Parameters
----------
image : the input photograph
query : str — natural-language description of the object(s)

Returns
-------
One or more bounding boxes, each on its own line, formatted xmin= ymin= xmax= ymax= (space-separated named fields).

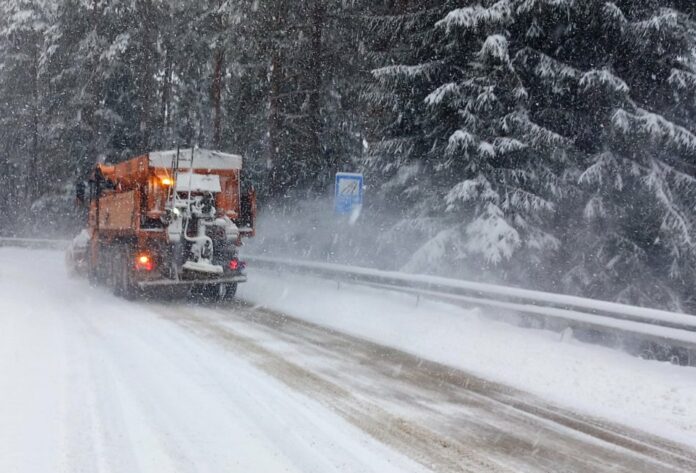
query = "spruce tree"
xmin=513 ymin=0 xmax=696 ymax=309
xmin=0 ymin=0 xmax=53 ymax=229
xmin=366 ymin=1 xmax=571 ymax=279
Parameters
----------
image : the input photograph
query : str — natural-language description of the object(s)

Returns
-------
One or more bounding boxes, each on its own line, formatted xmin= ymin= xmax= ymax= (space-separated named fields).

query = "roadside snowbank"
xmin=240 ymin=269 xmax=696 ymax=447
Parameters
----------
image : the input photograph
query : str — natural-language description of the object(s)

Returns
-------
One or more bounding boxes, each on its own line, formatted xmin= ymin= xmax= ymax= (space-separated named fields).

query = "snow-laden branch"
xmin=645 ymin=159 xmax=694 ymax=248
xmin=445 ymin=175 xmax=499 ymax=208
xmin=465 ymin=202 xmax=521 ymax=264
xmin=514 ymin=0 xmax=576 ymax=16
xmin=478 ymin=141 xmax=496 ymax=158
xmin=653 ymin=159 xmax=696 ymax=192
xmin=402 ymin=225 xmax=469 ymax=272
xmin=501 ymin=186 xmax=555 ymax=213
xmin=372 ymin=61 xmax=441 ymax=83
xmin=474 ymin=87 xmax=499 ymax=112
xmin=370 ymin=137 xmax=417 ymax=162
xmin=493 ymin=136 xmax=527 ymax=154
xmin=478 ymin=34 xmax=511 ymax=65
xmin=502 ymin=111 xmax=569 ymax=148
xmin=514 ymin=48 xmax=580 ymax=93
xmin=602 ymin=2 xmax=627 ymax=26
xmin=579 ymin=69 xmax=629 ymax=95
xmin=583 ymin=195 xmax=607 ymax=220
xmin=425 ymin=82 xmax=459 ymax=106
xmin=446 ymin=129 xmax=476 ymax=156
xmin=99 ymin=33 xmax=130 ymax=62
xmin=578 ymin=151 xmax=617 ymax=187
xmin=632 ymin=8 xmax=680 ymax=39
xmin=436 ymin=1 xmax=512 ymax=33
xmin=612 ymin=108 xmax=696 ymax=152
xmin=668 ymin=69 xmax=696 ymax=93
xmin=525 ymin=226 xmax=561 ymax=251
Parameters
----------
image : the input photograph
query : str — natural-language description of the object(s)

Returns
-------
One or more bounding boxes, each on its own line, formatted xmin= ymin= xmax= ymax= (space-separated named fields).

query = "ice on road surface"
xmin=0 ymin=249 xmax=425 ymax=473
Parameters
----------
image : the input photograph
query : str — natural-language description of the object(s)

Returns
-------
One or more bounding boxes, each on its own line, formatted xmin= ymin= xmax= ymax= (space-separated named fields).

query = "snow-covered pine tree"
xmin=43 ymin=0 xmax=168 ymax=164
xmin=217 ymin=0 xmax=272 ymax=185
xmin=361 ymin=1 xmax=457 ymax=268
xmin=41 ymin=0 xmax=108 ymax=181
xmin=227 ymin=0 xmax=367 ymax=198
xmin=513 ymin=0 xmax=696 ymax=310
xmin=305 ymin=0 xmax=370 ymax=192
xmin=366 ymin=0 xmax=571 ymax=280
xmin=0 ymin=0 xmax=53 ymax=231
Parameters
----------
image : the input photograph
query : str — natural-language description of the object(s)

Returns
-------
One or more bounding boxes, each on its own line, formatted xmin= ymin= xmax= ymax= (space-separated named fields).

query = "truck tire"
xmin=196 ymin=283 xmax=225 ymax=303
xmin=192 ymin=283 xmax=236 ymax=303
xmin=115 ymin=249 xmax=137 ymax=300
xmin=105 ymin=247 xmax=118 ymax=292
xmin=88 ymin=265 xmax=99 ymax=286
xmin=113 ymin=251 xmax=124 ymax=297
xmin=223 ymin=283 xmax=237 ymax=301
xmin=87 ymin=245 xmax=100 ymax=286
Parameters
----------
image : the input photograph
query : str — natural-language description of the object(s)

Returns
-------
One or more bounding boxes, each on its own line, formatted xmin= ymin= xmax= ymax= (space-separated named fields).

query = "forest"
xmin=1 ymin=0 xmax=696 ymax=312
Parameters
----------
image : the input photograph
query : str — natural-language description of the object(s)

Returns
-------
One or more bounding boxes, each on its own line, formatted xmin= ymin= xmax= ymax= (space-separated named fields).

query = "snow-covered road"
xmin=1 ymin=248 xmax=695 ymax=472
xmin=0 ymin=249 xmax=424 ymax=473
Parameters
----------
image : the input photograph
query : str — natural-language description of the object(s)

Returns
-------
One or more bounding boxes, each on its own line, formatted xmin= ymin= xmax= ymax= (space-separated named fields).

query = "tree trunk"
xmin=210 ymin=0 xmax=227 ymax=149
xmin=268 ymin=0 xmax=286 ymax=196
xmin=268 ymin=50 xmax=282 ymax=193
xmin=137 ymin=0 xmax=156 ymax=152
xmin=159 ymin=41 xmax=173 ymax=147
xmin=28 ymin=43 xmax=40 ymax=202
xmin=84 ymin=0 xmax=102 ymax=170
xmin=306 ymin=0 xmax=325 ymax=189
xmin=212 ymin=47 xmax=224 ymax=148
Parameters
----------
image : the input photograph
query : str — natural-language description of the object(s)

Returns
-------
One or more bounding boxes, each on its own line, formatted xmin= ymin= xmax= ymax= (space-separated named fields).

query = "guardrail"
xmin=3 ymin=238 xmax=694 ymax=365
xmin=0 ymin=237 xmax=70 ymax=250
xmin=245 ymin=255 xmax=696 ymax=366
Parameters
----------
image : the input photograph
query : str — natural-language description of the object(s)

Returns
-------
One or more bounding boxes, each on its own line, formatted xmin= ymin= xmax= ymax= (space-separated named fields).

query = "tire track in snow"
xmin=151 ymin=303 xmax=508 ymax=473
xmin=2 ymin=248 xmax=693 ymax=473
xmin=69 ymin=309 xmax=191 ymax=473
xmin=147 ymin=301 xmax=696 ymax=473
xmin=68 ymin=297 xmax=428 ymax=473
xmin=1 ymin=248 xmax=430 ymax=473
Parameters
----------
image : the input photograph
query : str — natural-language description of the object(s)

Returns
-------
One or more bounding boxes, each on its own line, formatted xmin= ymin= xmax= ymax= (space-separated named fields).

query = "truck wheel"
xmin=194 ymin=284 xmax=225 ymax=303
xmin=116 ymin=250 xmax=137 ymax=300
xmin=105 ymin=247 xmax=119 ymax=292
xmin=87 ymin=247 xmax=99 ymax=286
xmin=113 ymin=252 xmax=124 ymax=296
xmin=88 ymin=266 xmax=99 ymax=286
xmin=223 ymin=283 xmax=237 ymax=301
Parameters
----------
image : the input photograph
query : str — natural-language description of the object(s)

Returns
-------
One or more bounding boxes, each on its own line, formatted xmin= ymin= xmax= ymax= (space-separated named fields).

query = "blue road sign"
xmin=335 ymin=172 xmax=364 ymax=214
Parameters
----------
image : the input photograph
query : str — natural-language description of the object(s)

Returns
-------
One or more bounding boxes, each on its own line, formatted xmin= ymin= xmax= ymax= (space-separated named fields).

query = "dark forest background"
xmin=2 ymin=0 xmax=696 ymax=312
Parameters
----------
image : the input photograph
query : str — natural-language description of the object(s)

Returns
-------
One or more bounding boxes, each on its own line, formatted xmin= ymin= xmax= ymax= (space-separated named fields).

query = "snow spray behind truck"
xmin=67 ymin=148 xmax=256 ymax=300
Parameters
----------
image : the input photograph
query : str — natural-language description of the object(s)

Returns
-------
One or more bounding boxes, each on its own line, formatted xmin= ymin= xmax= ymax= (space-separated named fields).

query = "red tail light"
xmin=135 ymin=254 xmax=154 ymax=271
xmin=229 ymin=259 xmax=239 ymax=271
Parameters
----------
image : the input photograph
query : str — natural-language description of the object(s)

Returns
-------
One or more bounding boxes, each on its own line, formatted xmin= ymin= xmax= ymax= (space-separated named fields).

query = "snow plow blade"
xmin=136 ymin=275 xmax=247 ymax=290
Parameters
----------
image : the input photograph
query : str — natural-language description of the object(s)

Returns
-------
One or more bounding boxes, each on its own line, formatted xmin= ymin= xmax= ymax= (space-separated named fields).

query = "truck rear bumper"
xmin=137 ymin=275 xmax=247 ymax=289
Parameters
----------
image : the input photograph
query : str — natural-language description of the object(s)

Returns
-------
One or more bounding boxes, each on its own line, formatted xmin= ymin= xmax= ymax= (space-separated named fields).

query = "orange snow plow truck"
xmin=67 ymin=148 xmax=256 ymax=300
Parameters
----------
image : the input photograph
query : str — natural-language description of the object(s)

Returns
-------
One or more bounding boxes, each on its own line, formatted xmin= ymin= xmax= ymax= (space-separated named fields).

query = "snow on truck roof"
xmin=148 ymin=149 xmax=243 ymax=170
